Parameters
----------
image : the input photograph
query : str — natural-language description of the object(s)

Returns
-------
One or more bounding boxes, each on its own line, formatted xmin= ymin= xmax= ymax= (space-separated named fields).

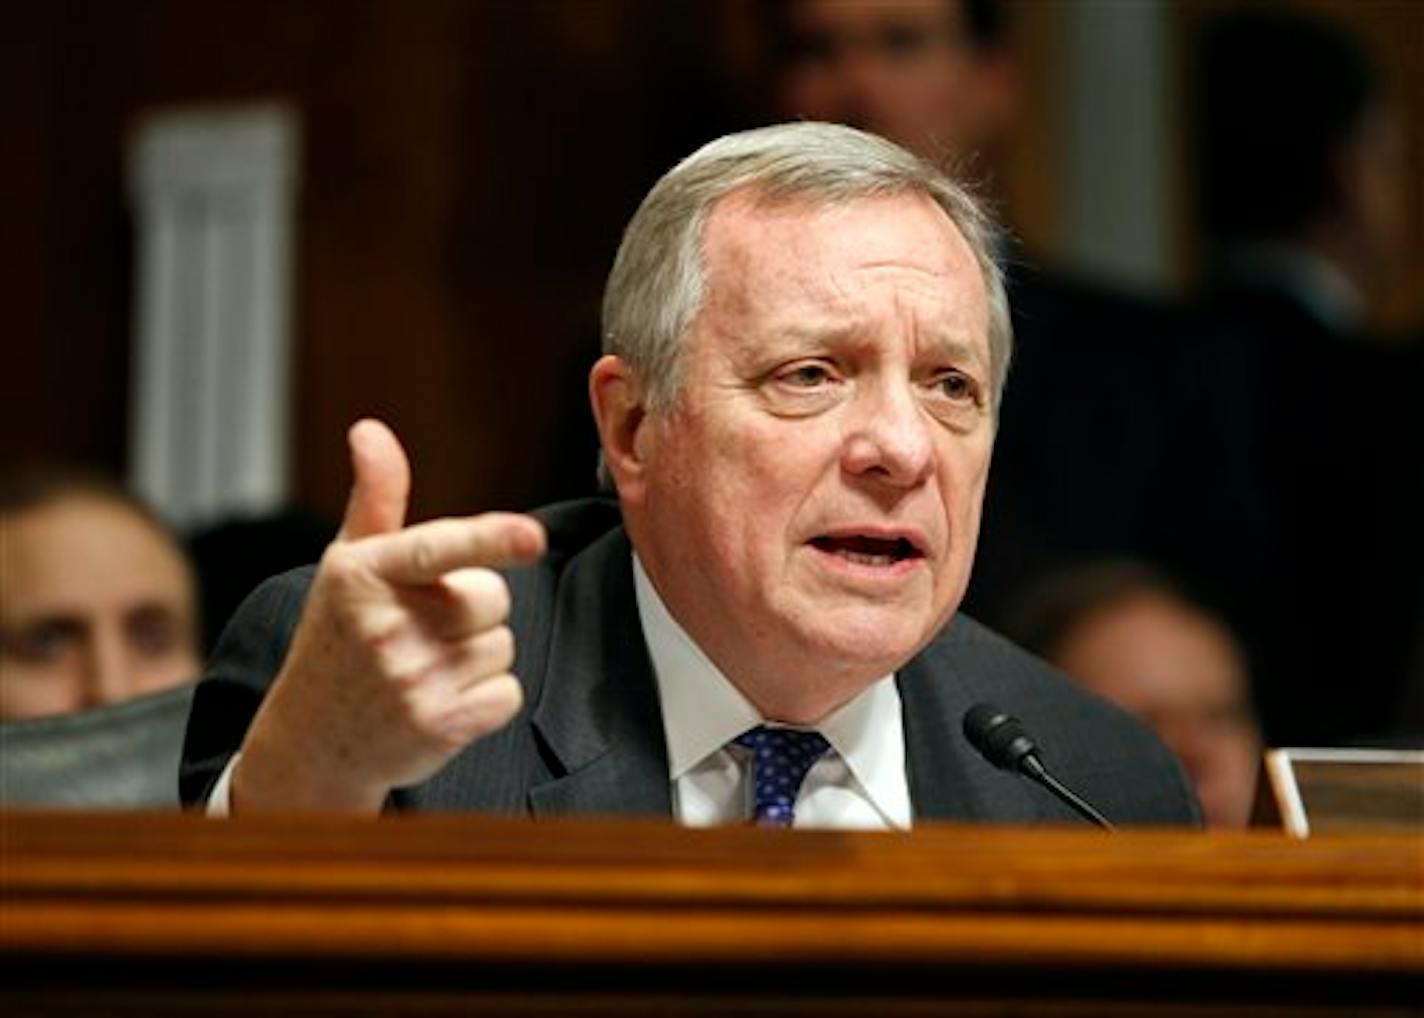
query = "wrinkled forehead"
xmin=703 ymin=184 xmax=972 ymax=272
xmin=698 ymin=188 xmax=985 ymax=333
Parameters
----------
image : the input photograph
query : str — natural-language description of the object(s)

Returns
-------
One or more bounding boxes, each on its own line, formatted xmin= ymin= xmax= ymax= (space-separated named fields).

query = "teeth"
xmin=838 ymin=549 xmax=894 ymax=566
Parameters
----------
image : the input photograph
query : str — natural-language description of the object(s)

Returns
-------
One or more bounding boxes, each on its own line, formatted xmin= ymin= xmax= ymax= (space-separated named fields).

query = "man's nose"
xmin=82 ymin=626 xmax=131 ymax=710
xmin=840 ymin=380 xmax=934 ymax=488
xmin=838 ymin=49 xmax=897 ymax=119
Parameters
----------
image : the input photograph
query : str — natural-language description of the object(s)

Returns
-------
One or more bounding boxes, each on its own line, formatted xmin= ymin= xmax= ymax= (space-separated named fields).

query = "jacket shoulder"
xmin=918 ymin=615 xmax=1203 ymax=826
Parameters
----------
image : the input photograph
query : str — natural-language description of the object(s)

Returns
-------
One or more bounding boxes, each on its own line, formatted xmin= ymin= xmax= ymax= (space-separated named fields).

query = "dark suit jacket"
xmin=181 ymin=499 xmax=1200 ymax=825
xmin=1196 ymin=277 xmax=1424 ymax=746
xmin=964 ymin=260 xmax=1251 ymax=628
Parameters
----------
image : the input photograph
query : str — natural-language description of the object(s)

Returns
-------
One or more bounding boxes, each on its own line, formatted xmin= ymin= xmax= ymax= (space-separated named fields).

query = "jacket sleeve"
xmin=179 ymin=566 xmax=315 ymax=807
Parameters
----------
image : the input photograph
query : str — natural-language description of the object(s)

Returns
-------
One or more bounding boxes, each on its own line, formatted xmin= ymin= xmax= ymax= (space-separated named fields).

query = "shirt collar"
xmin=632 ymin=555 xmax=911 ymax=828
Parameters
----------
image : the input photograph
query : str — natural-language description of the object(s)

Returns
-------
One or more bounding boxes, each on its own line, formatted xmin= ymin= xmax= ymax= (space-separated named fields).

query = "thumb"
xmin=338 ymin=418 xmax=411 ymax=541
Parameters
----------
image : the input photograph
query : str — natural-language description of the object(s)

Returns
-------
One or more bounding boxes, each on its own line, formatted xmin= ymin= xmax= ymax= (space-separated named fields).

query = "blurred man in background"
xmin=1007 ymin=562 xmax=1261 ymax=829
xmin=1192 ymin=9 xmax=1423 ymax=746
xmin=767 ymin=0 xmax=1018 ymax=183
xmin=1 ymin=470 xmax=202 ymax=806
xmin=1 ymin=470 xmax=200 ymax=721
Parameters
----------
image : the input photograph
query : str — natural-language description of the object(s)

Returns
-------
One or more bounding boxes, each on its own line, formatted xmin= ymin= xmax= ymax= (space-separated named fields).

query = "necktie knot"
xmin=734 ymin=726 xmax=832 ymax=827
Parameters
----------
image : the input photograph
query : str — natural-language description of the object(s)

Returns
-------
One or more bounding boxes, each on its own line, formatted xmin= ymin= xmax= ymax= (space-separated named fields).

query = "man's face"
xmin=0 ymin=497 xmax=200 ymax=720
xmin=774 ymin=0 xmax=990 ymax=164
xmin=627 ymin=191 xmax=994 ymax=721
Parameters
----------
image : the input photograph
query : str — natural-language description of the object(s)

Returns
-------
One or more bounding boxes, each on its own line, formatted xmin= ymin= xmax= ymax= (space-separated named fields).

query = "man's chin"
xmin=791 ymin=610 xmax=939 ymax=677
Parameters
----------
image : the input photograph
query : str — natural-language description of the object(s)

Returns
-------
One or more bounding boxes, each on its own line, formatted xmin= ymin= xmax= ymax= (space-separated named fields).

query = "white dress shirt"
xmin=209 ymin=556 xmax=914 ymax=829
xmin=633 ymin=557 xmax=912 ymax=830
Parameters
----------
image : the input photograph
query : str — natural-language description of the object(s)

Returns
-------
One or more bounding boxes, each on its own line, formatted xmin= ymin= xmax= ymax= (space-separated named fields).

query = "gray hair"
xmin=601 ymin=121 xmax=1013 ymax=413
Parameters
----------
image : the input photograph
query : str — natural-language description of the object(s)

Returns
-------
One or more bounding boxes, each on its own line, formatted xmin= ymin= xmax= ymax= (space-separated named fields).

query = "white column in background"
xmin=1058 ymin=0 xmax=1174 ymax=293
xmin=127 ymin=105 xmax=299 ymax=530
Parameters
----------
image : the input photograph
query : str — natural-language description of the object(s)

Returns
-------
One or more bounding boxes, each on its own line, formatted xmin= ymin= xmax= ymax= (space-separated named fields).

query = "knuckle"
xmin=320 ymin=543 xmax=362 ymax=584
xmin=461 ymin=674 xmax=523 ymax=734
xmin=355 ymin=612 xmax=403 ymax=653
xmin=409 ymin=533 xmax=437 ymax=577
xmin=403 ymin=693 xmax=456 ymax=744
xmin=450 ymin=568 xmax=510 ymax=626
xmin=486 ymin=625 xmax=516 ymax=670
xmin=386 ymin=663 xmax=427 ymax=695
xmin=479 ymin=571 xmax=512 ymax=621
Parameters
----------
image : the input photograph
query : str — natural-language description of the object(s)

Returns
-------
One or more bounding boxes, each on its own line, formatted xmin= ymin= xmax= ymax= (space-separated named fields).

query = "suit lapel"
xmin=527 ymin=529 xmax=673 ymax=818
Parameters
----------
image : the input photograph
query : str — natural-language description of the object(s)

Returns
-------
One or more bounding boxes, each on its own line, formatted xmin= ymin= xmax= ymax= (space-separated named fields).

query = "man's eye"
xmin=3 ymin=620 xmax=83 ymax=663
xmin=127 ymin=607 xmax=180 ymax=657
xmin=779 ymin=364 xmax=834 ymax=388
xmin=877 ymin=24 xmax=936 ymax=58
xmin=789 ymin=31 xmax=839 ymax=67
xmin=934 ymin=371 xmax=978 ymax=402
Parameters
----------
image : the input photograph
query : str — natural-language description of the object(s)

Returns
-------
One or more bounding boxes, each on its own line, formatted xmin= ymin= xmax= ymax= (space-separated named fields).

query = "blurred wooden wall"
xmin=1 ymin=0 xmax=741 ymax=524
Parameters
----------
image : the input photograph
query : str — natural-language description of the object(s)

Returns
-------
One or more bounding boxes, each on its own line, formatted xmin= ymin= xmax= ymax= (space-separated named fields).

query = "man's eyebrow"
xmin=0 ymin=614 xmax=88 ymax=652
xmin=923 ymin=335 xmax=989 ymax=370
xmin=768 ymin=320 xmax=858 ymax=345
xmin=752 ymin=323 xmax=988 ymax=369
xmin=10 ymin=613 xmax=88 ymax=633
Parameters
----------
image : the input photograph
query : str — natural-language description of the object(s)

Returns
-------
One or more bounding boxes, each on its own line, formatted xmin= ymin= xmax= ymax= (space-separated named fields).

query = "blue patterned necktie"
xmin=734 ymin=726 xmax=832 ymax=827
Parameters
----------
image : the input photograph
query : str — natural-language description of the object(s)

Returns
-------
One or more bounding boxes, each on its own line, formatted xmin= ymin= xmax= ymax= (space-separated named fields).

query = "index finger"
xmin=361 ymin=512 xmax=546 ymax=585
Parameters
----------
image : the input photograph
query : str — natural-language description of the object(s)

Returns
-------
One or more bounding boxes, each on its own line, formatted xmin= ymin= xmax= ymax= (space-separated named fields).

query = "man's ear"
xmin=589 ymin=354 xmax=653 ymax=503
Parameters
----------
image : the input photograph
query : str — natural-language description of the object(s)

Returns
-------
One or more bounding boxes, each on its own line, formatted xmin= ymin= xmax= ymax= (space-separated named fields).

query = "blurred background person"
xmin=1 ymin=469 xmax=203 ymax=806
xmin=1189 ymin=8 xmax=1424 ymax=747
xmin=1 ymin=469 xmax=200 ymax=720
xmin=1006 ymin=561 xmax=1261 ymax=829
xmin=765 ymin=0 xmax=1019 ymax=185
xmin=1197 ymin=8 xmax=1408 ymax=338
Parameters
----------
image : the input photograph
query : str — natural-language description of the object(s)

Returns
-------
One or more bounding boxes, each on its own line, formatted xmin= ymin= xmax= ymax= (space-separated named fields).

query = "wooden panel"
xmin=0 ymin=0 xmax=737 ymax=521
xmin=1 ymin=811 xmax=1419 ymax=1015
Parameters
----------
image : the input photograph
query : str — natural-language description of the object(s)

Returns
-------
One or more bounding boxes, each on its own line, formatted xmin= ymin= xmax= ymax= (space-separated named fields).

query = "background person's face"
xmin=0 ymin=498 xmax=200 ymax=720
xmin=1053 ymin=594 xmax=1261 ymax=829
xmin=775 ymin=0 xmax=985 ymax=163
xmin=627 ymin=191 xmax=994 ymax=722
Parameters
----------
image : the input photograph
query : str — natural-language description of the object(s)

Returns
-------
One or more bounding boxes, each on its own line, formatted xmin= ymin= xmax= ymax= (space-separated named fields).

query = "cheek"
xmin=0 ymin=667 xmax=84 ymax=719
xmin=940 ymin=435 xmax=993 ymax=511
xmin=131 ymin=660 xmax=197 ymax=694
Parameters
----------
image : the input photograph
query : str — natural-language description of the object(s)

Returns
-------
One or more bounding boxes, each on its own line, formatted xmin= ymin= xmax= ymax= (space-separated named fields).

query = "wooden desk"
xmin=2 ymin=811 xmax=1420 ymax=1015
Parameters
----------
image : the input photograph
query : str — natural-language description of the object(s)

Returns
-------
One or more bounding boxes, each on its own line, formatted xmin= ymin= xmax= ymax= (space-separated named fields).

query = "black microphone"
xmin=962 ymin=702 xmax=1115 ymax=830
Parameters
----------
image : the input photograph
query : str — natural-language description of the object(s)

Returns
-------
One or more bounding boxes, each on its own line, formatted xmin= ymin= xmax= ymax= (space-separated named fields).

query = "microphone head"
xmin=962 ymin=702 xmax=1040 ymax=774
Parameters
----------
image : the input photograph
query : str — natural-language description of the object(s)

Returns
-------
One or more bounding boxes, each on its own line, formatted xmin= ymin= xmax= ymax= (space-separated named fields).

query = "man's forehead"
xmin=700 ymin=189 xmax=984 ymax=332
xmin=703 ymin=187 xmax=969 ymax=269
xmin=788 ymin=0 xmax=963 ymax=32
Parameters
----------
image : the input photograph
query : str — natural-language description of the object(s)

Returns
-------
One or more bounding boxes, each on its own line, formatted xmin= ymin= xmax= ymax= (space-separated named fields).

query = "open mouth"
xmin=809 ymin=534 xmax=925 ymax=567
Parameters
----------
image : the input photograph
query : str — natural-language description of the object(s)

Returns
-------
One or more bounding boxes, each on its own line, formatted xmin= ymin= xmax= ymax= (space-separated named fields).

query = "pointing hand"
xmin=233 ymin=420 xmax=545 ymax=812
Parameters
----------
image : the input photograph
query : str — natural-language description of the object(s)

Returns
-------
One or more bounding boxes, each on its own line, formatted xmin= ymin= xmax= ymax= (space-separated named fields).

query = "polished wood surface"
xmin=1 ymin=811 xmax=1420 ymax=1015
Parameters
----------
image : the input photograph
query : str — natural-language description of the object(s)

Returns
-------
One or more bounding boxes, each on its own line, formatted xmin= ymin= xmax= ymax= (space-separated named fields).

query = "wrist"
xmin=233 ymin=695 xmax=390 ymax=814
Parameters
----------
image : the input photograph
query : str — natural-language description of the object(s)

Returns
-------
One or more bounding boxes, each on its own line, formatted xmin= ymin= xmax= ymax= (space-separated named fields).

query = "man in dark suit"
xmin=182 ymin=123 xmax=1197 ymax=826
xmin=1191 ymin=9 xmax=1423 ymax=747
